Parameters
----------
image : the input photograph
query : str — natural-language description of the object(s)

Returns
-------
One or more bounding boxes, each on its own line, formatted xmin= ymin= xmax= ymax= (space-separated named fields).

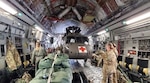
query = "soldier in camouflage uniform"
xmin=31 ymin=40 xmax=47 ymax=72
xmin=96 ymin=43 xmax=118 ymax=83
xmin=112 ymin=43 xmax=119 ymax=83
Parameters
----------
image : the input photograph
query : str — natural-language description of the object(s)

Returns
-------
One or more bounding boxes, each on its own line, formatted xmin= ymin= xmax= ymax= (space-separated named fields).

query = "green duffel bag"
xmin=38 ymin=57 xmax=53 ymax=69
xmin=61 ymin=60 xmax=70 ymax=68
xmin=51 ymin=70 xmax=72 ymax=83
xmin=57 ymin=53 xmax=69 ymax=59
xmin=54 ymin=59 xmax=70 ymax=68
xmin=47 ymin=53 xmax=55 ymax=59
xmin=47 ymin=53 xmax=69 ymax=59
xmin=35 ymin=68 xmax=51 ymax=77
xmin=30 ymin=53 xmax=72 ymax=83
xmin=61 ymin=68 xmax=72 ymax=80
xmin=30 ymin=68 xmax=72 ymax=83
xmin=30 ymin=68 xmax=50 ymax=83
xmin=15 ymin=79 xmax=26 ymax=83
xmin=29 ymin=78 xmax=47 ymax=83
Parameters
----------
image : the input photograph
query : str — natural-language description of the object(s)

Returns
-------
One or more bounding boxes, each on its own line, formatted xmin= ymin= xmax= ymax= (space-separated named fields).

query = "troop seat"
xmin=118 ymin=56 xmax=126 ymax=68
xmin=125 ymin=57 xmax=134 ymax=70
xmin=117 ymin=55 xmax=150 ymax=82
xmin=117 ymin=56 xmax=122 ymax=63
xmin=137 ymin=59 xmax=149 ymax=76
xmin=128 ymin=58 xmax=150 ymax=83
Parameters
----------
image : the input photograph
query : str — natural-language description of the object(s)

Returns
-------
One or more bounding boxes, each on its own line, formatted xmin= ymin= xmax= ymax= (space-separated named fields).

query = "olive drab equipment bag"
xmin=29 ymin=53 xmax=72 ymax=83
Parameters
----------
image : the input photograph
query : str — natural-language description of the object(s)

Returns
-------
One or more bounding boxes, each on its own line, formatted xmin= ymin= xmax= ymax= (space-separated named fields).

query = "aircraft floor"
xmin=69 ymin=59 xmax=103 ymax=83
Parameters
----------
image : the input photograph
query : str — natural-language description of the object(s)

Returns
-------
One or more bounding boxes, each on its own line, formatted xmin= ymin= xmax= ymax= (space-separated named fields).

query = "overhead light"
xmin=88 ymin=36 xmax=92 ymax=39
xmin=124 ymin=11 xmax=150 ymax=25
xmin=97 ymin=30 xmax=106 ymax=35
xmin=0 ymin=1 xmax=17 ymax=15
xmin=17 ymin=23 xmax=21 ymax=26
xmin=122 ymin=21 xmax=126 ymax=25
xmin=18 ymin=13 xmax=22 ymax=16
xmin=47 ymin=34 xmax=51 ymax=37
xmin=34 ymin=25 xmax=44 ymax=32
xmin=105 ymin=28 xmax=109 ymax=32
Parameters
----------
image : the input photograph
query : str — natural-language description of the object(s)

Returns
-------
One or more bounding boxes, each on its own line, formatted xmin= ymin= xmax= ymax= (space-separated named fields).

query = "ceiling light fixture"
xmin=88 ymin=36 xmax=92 ymax=39
xmin=18 ymin=13 xmax=22 ymax=16
xmin=47 ymin=34 xmax=51 ymax=37
xmin=124 ymin=11 xmax=150 ymax=25
xmin=0 ymin=1 xmax=17 ymax=15
xmin=97 ymin=30 xmax=106 ymax=35
xmin=34 ymin=25 xmax=44 ymax=32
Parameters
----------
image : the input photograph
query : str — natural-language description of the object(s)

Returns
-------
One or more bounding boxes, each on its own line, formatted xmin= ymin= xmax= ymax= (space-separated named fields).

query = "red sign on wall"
xmin=128 ymin=50 xmax=136 ymax=55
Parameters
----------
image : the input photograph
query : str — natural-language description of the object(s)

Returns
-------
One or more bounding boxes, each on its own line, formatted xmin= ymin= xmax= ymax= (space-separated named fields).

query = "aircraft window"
xmin=70 ymin=39 xmax=75 ymax=43
xmin=66 ymin=36 xmax=75 ymax=43
xmin=84 ymin=37 xmax=89 ymax=42
xmin=84 ymin=42 xmax=88 ymax=45
xmin=76 ymin=37 xmax=82 ymax=43
xmin=83 ymin=37 xmax=89 ymax=43
xmin=66 ymin=37 xmax=70 ymax=43
xmin=66 ymin=36 xmax=88 ymax=44
xmin=75 ymin=37 xmax=89 ymax=43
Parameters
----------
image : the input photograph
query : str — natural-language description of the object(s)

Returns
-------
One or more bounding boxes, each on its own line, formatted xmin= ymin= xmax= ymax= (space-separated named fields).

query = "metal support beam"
xmin=43 ymin=0 xmax=52 ymax=16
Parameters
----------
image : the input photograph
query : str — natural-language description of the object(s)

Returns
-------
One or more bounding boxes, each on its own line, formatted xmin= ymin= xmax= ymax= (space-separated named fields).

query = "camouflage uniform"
xmin=5 ymin=40 xmax=22 ymax=71
xmin=113 ymin=47 xmax=119 ymax=82
xmin=96 ymin=50 xmax=117 ymax=83
xmin=31 ymin=47 xmax=47 ymax=71
xmin=92 ymin=53 xmax=102 ymax=67
xmin=113 ymin=48 xmax=118 ymax=57
xmin=104 ymin=50 xmax=117 ymax=83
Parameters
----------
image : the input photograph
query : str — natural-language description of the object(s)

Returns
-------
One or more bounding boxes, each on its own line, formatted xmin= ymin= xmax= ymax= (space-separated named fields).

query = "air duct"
xmin=58 ymin=6 xmax=71 ymax=19
xmin=72 ymin=7 xmax=82 ymax=20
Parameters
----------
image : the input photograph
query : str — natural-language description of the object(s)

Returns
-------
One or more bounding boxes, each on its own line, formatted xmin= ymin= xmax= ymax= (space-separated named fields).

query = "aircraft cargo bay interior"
xmin=0 ymin=0 xmax=150 ymax=83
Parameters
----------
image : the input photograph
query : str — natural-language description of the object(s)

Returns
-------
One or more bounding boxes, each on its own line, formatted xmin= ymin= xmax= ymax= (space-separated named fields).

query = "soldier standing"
xmin=112 ymin=43 xmax=119 ymax=82
xmin=31 ymin=40 xmax=47 ymax=72
xmin=96 ymin=43 xmax=118 ymax=83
